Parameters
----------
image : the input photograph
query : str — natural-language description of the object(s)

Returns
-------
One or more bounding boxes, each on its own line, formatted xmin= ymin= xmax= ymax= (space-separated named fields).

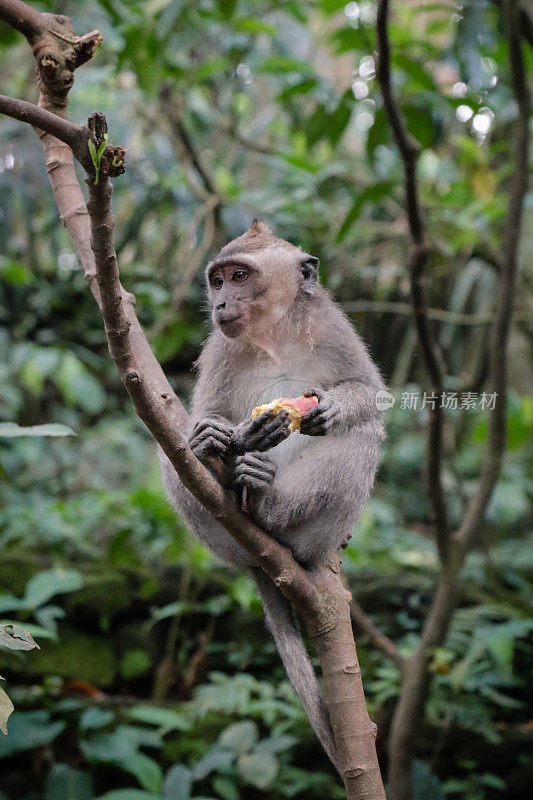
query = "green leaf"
xmin=237 ymin=751 xmax=279 ymax=789
xmin=219 ymin=720 xmax=258 ymax=755
xmin=336 ymin=181 xmax=395 ymax=242
xmin=192 ymin=745 xmax=234 ymax=780
xmin=0 ymin=711 xmax=65 ymax=758
xmin=212 ymin=776 xmax=239 ymax=800
xmin=24 ymin=568 xmax=83 ymax=608
xmin=277 ymin=78 xmax=317 ymax=101
xmin=366 ymin=107 xmax=389 ymax=163
xmin=121 ymin=649 xmax=152 ymax=679
xmin=81 ymin=727 xmax=137 ymax=765
xmin=257 ymin=56 xmax=314 ymax=75
xmin=163 ymin=765 xmax=193 ymax=800
xmin=0 ymin=422 xmax=75 ymax=438
xmin=0 ymin=256 xmax=33 ymax=285
xmin=79 ymin=708 xmax=114 ymax=731
xmin=89 ymin=133 xmax=108 ymax=185
xmin=128 ymin=705 xmax=191 ymax=733
xmin=255 ymin=734 xmax=298 ymax=753
xmin=122 ymin=753 xmax=163 ymax=793
xmin=97 ymin=793 xmax=164 ymax=800
xmin=195 ymin=58 xmax=228 ymax=81
xmin=402 ymin=105 xmax=435 ymax=149
xmin=45 ymin=763 xmax=94 ymax=800
xmin=330 ymin=26 xmax=369 ymax=54
xmin=234 ymin=18 xmax=276 ymax=35
xmin=394 ymin=54 xmax=436 ymax=92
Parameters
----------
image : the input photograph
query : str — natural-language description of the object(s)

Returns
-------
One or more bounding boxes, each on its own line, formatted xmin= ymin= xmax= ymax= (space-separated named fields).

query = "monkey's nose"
xmin=216 ymin=301 xmax=226 ymax=310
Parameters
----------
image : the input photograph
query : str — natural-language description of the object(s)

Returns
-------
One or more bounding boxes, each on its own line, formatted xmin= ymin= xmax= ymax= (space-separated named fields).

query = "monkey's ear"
xmin=301 ymin=256 xmax=319 ymax=295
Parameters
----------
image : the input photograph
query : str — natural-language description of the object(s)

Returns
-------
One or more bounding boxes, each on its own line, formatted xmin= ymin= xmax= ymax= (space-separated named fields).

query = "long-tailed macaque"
xmin=159 ymin=221 xmax=385 ymax=769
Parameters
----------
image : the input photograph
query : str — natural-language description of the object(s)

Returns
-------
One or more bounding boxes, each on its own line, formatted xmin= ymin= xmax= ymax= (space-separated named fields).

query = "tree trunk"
xmin=307 ymin=566 xmax=387 ymax=800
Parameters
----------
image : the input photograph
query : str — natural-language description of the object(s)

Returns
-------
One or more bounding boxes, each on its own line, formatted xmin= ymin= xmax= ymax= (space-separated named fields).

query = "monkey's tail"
xmin=252 ymin=568 xmax=340 ymax=773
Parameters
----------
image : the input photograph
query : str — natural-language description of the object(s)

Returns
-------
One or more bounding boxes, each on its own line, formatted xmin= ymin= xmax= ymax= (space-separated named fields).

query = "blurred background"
xmin=0 ymin=1 xmax=532 ymax=798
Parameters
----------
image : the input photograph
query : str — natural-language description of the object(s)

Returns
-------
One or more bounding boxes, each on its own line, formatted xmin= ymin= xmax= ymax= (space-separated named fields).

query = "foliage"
xmin=0 ymin=0 xmax=531 ymax=798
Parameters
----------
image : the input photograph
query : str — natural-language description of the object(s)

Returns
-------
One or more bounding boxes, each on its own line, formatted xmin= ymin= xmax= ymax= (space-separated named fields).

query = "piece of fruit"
xmin=251 ymin=394 xmax=319 ymax=433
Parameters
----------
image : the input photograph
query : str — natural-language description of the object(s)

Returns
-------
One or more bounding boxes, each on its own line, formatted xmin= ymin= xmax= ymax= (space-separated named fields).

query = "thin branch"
xmin=376 ymin=0 xmax=450 ymax=562
xmin=0 ymin=93 xmax=89 ymax=164
xmin=0 ymin=0 xmax=189 ymax=431
xmin=351 ymin=599 xmax=405 ymax=670
xmin=160 ymin=85 xmax=219 ymax=198
xmin=342 ymin=300 xmax=530 ymax=326
xmin=223 ymin=121 xmax=279 ymax=157
xmin=159 ymin=85 xmax=223 ymax=232
xmin=489 ymin=0 xmax=533 ymax=48
xmin=455 ymin=0 xmax=531 ymax=551
xmin=386 ymin=4 xmax=530 ymax=795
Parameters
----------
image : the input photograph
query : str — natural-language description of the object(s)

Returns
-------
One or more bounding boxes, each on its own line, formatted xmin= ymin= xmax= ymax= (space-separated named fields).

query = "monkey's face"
xmin=206 ymin=231 xmax=320 ymax=341
xmin=207 ymin=260 xmax=262 ymax=338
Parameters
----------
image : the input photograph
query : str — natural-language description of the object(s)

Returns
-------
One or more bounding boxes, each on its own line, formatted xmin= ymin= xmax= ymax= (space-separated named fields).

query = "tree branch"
xmin=0 ymin=0 xmax=40 ymax=37
xmin=351 ymin=599 xmax=404 ymax=670
xmin=489 ymin=0 xmax=533 ymax=48
xmin=376 ymin=0 xmax=449 ymax=563
xmin=0 ymin=0 xmax=189 ymax=430
xmin=384 ymin=2 xmax=530 ymax=796
xmin=160 ymin=84 xmax=219 ymax=199
xmin=0 ymin=93 xmax=90 ymax=165
xmin=455 ymin=0 xmax=530 ymax=552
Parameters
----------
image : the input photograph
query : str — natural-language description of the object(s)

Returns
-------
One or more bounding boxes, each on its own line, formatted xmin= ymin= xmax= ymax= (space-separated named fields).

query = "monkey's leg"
xmin=249 ymin=431 xmax=380 ymax=564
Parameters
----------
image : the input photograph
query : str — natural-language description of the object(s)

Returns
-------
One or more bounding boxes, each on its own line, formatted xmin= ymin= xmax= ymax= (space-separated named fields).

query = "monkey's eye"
xmin=232 ymin=270 xmax=247 ymax=283
xmin=212 ymin=275 xmax=223 ymax=289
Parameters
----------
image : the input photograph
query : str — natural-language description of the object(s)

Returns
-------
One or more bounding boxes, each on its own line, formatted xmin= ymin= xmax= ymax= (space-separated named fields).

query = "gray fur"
xmin=158 ymin=223 xmax=385 ymax=770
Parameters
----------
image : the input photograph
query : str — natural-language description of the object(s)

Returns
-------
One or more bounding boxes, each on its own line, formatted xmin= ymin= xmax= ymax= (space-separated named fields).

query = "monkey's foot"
xmin=231 ymin=409 xmax=291 ymax=454
xmin=189 ymin=417 xmax=233 ymax=462
xmin=234 ymin=451 xmax=277 ymax=492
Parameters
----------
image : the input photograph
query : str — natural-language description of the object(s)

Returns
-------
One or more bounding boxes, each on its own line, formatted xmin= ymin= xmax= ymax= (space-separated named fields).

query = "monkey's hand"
xmin=231 ymin=410 xmax=291 ymax=454
xmin=234 ymin=451 xmax=277 ymax=494
xmin=188 ymin=417 xmax=233 ymax=463
xmin=299 ymin=388 xmax=340 ymax=436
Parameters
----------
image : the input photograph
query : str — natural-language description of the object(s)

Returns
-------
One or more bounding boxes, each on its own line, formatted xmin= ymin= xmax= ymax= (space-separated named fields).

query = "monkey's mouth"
xmin=219 ymin=314 xmax=242 ymax=325
xmin=217 ymin=314 xmax=244 ymax=337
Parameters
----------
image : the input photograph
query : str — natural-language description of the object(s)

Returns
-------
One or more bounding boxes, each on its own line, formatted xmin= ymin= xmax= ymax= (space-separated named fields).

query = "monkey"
xmin=159 ymin=221 xmax=385 ymax=771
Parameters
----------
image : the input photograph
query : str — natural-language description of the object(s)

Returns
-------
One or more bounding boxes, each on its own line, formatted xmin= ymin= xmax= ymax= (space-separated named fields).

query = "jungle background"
xmin=0 ymin=1 xmax=532 ymax=798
